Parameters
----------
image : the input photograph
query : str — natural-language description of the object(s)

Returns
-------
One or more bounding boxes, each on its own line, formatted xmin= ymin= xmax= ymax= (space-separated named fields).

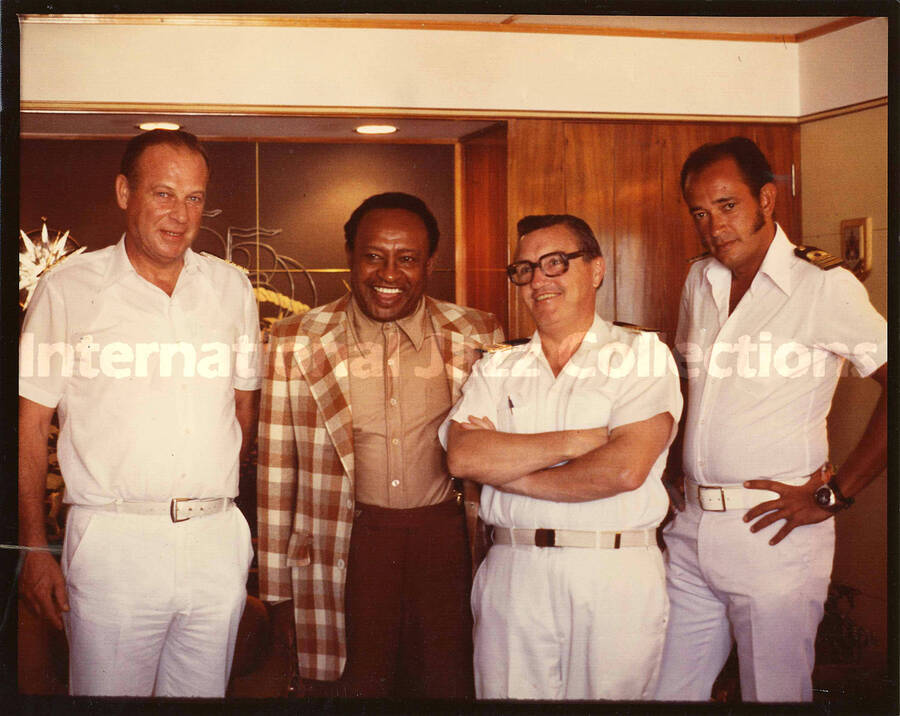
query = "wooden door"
xmin=457 ymin=124 xmax=509 ymax=336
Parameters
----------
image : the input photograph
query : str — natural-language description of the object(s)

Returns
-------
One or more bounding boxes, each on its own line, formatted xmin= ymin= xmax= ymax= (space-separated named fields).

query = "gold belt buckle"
xmin=700 ymin=486 xmax=727 ymax=511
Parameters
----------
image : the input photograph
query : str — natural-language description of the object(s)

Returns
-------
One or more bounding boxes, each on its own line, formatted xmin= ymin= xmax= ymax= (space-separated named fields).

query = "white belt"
xmin=76 ymin=497 xmax=234 ymax=523
xmin=490 ymin=526 xmax=656 ymax=549
xmin=685 ymin=474 xmax=815 ymax=512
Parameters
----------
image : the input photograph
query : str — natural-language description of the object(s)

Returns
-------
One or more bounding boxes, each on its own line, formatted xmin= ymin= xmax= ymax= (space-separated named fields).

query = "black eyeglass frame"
xmin=505 ymin=250 xmax=590 ymax=285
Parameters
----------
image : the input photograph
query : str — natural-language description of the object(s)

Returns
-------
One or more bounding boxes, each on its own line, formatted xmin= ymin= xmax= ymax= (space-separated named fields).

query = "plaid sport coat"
xmin=257 ymin=294 xmax=504 ymax=682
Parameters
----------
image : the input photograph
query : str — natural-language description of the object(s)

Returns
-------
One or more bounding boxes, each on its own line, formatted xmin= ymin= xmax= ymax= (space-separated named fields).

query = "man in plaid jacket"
xmin=258 ymin=192 xmax=503 ymax=697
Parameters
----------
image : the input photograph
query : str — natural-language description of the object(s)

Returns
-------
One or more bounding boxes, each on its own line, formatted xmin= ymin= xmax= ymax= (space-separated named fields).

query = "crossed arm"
xmin=446 ymin=411 xmax=674 ymax=503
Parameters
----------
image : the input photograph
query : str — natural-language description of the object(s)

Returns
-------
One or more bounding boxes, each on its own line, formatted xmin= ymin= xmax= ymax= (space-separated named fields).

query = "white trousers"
xmin=472 ymin=543 xmax=668 ymax=700
xmin=62 ymin=505 xmax=253 ymax=697
xmin=655 ymin=501 xmax=834 ymax=702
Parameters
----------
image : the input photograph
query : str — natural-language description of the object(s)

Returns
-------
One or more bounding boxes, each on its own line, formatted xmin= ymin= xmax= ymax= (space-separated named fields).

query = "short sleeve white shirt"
xmin=440 ymin=314 xmax=682 ymax=531
xmin=676 ymin=224 xmax=887 ymax=485
xmin=19 ymin=237 xmax=262 ymax=505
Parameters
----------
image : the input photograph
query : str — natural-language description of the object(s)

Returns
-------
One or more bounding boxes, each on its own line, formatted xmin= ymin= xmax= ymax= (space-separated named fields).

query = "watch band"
xmin=828 ymin=479 xmax=855 ymax=509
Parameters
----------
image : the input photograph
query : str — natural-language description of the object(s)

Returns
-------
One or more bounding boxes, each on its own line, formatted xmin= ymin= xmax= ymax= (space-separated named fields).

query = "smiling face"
xmin=516 ymin=223 xmax=604 ymax=337
xmin=116 ymin=143 xmax=208 ymax=273
xmin=683 ymin=156 xmax=776 ymax=280
xmin=347 ymin=208 xmax=435 ymax=322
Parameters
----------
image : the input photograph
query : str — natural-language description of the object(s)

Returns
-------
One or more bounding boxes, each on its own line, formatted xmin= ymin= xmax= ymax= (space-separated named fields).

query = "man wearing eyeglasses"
xmin=441 ymin=214 xmax=682 ymax=699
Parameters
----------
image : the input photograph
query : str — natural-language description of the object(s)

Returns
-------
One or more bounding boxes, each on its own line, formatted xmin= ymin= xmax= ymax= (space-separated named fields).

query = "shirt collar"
xmin=702 ymin=222 xmax=792 ymax=297
xmin=348 ymin=296 xmax=428 ymax=352
xmin=102 ymin=234 xmax=201 ymax=289
xmin=101 ymin=234 xmax=138 ymax=287
xmin=754 ymin=223 xmax=793 ymax=296
xmin=527 ymin=312 xmax=609 ymax=365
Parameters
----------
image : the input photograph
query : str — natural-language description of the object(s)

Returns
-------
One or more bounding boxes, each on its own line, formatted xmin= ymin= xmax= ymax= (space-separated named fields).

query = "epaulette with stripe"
xmin=613 ymin=321 xmax=661 ymax=333
xmin=793 ymin=245 xmax=843 ymax=270
xmin=687 ymin=251 xmax=711 ymax=264
xmin=200 ymin=252 xmax=250 ymax=274
xmin=477 ymin=338 xmax=530 ymax=355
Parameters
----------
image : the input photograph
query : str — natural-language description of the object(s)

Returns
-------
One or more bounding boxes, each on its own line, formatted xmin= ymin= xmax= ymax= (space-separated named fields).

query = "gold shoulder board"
xmin=476 ymin=344 xmax=513 ymax=355
xmin=200 ymin=252 xmax=250 ymax=274
xmin=477 ymin=339 xmax=529 ymax=355
xmin=613 ymin=321 xmax=661 ymax=333
xmin=793 ymin=246 xmax=842 ymax=270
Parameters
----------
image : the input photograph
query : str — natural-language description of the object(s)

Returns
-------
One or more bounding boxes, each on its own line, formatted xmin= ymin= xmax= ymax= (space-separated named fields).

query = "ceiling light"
xmin=355 ymin=124 xmax=398 ymax=135
xmin=137 ymin=122 xmax=182 ymax=131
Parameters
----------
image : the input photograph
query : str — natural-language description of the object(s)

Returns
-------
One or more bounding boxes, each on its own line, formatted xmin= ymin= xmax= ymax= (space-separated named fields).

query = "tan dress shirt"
xmin=348 ymin=298 xmax=454 ymax=508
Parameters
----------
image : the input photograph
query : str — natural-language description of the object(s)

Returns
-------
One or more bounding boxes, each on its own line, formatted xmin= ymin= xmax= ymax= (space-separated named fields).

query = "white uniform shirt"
xmin=677 ymin=224 xmax=887 ymax=486
xmin=19 ymin=237 xmax=261 ymax=505
xmin=440 ymin=314 xmax=682 ymax=531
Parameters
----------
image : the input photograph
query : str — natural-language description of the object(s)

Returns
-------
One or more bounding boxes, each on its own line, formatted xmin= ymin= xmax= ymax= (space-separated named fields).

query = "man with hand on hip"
xmin=654 ymin=137 xmax=887 ymax=702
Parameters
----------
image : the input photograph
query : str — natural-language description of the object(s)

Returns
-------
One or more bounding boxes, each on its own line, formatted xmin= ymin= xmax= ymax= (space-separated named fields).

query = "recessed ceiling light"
xmin=355 ymin=124 xmax=398 ymax=135
xmin=137 ymin=122 xmax=182 ymax=131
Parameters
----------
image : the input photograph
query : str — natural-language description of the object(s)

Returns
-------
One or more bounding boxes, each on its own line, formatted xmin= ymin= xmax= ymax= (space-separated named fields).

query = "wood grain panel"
xmin=750 ymin=124 xmax=800 ymax=240
xmin=613 ymin=123 xmax=672 ymax=336
xmin=506 ymin=119 xmax=567 ymax=338
xmin=459 ymin=124 xmax=509 ymax=336
xmin=562 ymin=122 xmax=616 ymax=322
xmin=501 ymin=118 xmax=798 ymax=343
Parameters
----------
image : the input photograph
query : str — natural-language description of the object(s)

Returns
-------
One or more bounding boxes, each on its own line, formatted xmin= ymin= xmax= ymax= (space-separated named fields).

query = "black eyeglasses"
xmin=506 ymin=250 xmax=589 ymax=285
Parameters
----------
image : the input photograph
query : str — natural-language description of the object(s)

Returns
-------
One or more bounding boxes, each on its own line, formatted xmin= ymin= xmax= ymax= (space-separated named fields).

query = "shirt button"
xmin=391 ymin=480 xmax=400 ymax=487
xmin=337 ymin=559 xmax=345 ymax=569
xmin=345 ymin=499 xmax=353 ymax=509
xmin=389 ymin=398 xmax=398 ymax=407
xmin=391 ymin=438 xmax=399 ymax=446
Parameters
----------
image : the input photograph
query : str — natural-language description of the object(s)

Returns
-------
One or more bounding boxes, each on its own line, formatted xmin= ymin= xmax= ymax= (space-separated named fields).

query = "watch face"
xmin=815 ymin=485 xmax=835 ymax=507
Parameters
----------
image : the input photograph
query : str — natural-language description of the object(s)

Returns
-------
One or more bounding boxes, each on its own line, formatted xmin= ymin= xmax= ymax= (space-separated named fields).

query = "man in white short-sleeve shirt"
xmin=654 ymin=137 xmax=887 ymax=702
xmin=441 ymin=214 xmax=682 ymax=700
xmin=18 ymin=130 xmax=261 ymax=697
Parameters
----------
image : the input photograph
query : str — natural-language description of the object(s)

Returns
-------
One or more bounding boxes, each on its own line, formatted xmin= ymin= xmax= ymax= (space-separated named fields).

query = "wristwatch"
xmin=814 ymin=479 xmax=854 ymax=513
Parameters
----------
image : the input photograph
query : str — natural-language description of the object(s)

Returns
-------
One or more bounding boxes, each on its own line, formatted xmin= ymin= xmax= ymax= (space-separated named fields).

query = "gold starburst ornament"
xmin=19 ymin=220 xmax=85 ymax=309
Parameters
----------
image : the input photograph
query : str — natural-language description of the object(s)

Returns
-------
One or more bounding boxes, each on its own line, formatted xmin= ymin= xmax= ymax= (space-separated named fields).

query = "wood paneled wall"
xmin=458 ymin=125 xmax=509 ymax=337
xmin=502 ymin=119 xmax=800 ymax=341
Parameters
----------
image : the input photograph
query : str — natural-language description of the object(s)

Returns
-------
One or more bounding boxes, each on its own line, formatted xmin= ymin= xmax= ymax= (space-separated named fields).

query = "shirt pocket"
xmin=496 ymin=389 xmax=532 ymax=433
xmin=563 ymin=388 xmax=613 ymax=430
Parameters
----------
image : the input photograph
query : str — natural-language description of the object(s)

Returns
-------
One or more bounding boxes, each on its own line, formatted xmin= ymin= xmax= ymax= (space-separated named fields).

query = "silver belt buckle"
xmin=700 ymin=486 xmax=727 ymax=511
xmin=170 ymin=497 xmax=191 ymax=523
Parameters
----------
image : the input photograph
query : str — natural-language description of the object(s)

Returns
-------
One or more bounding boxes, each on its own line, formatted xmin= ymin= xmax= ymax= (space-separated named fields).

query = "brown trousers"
xmin=303 ymin=499 xmax=475 ymax=699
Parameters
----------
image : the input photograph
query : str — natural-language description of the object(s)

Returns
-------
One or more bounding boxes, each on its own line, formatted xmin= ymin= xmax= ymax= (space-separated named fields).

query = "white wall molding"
xmin=19 ymin=17 xmax=886 ymax=119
